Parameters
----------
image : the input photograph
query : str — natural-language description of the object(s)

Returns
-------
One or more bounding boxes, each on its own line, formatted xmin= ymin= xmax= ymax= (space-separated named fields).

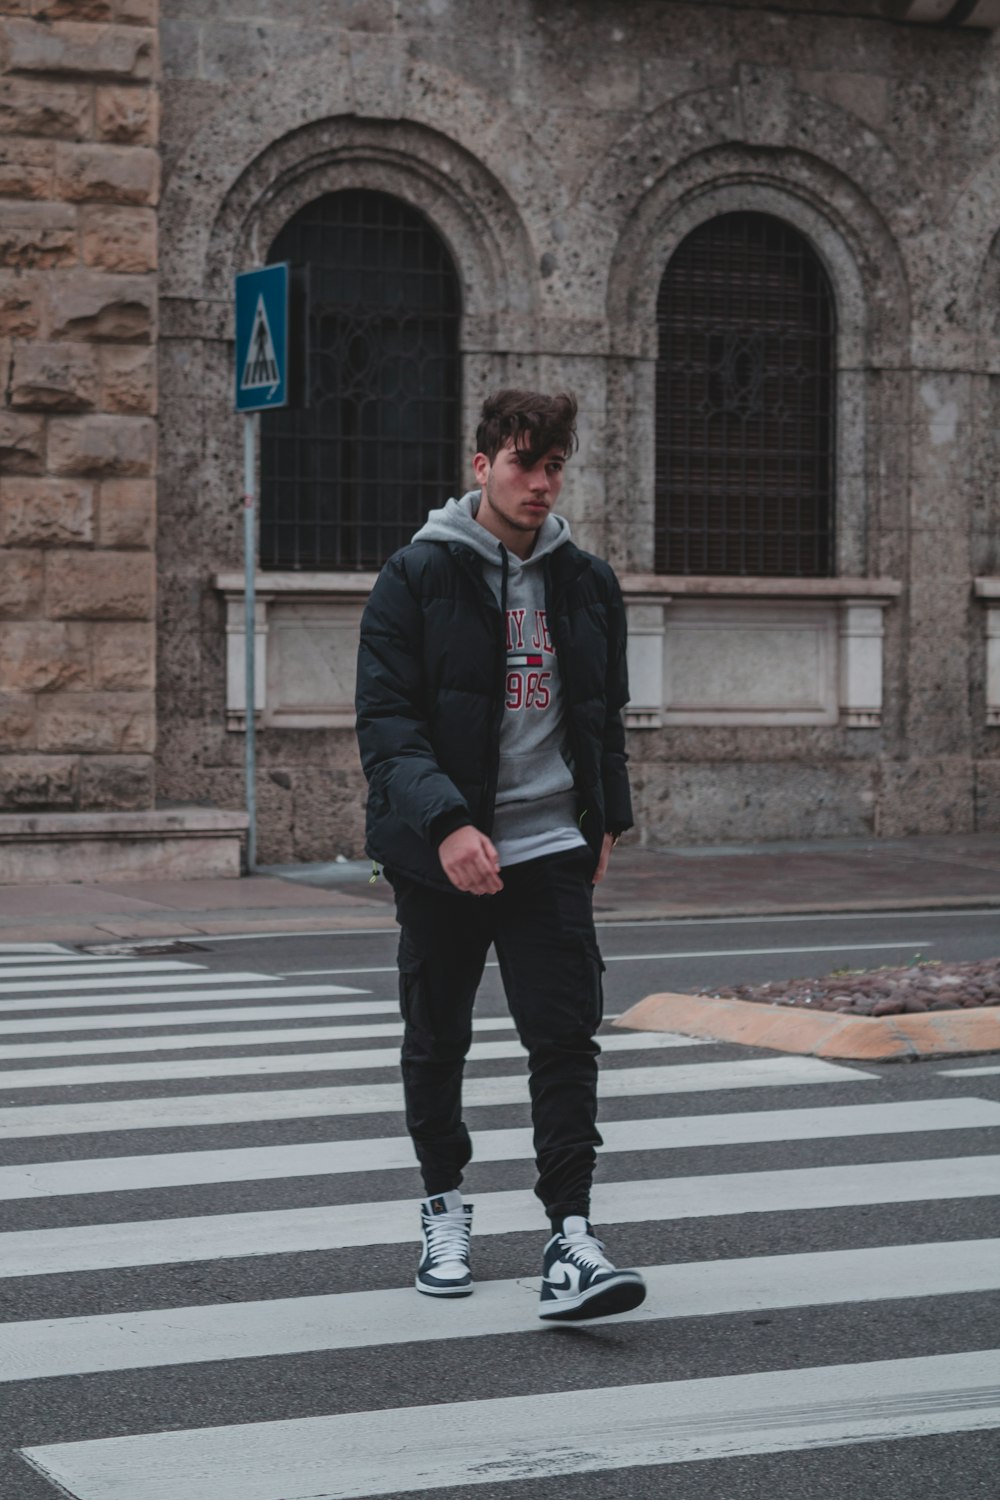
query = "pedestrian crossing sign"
xmin=234 ymin=263 xmax=289 ymax=411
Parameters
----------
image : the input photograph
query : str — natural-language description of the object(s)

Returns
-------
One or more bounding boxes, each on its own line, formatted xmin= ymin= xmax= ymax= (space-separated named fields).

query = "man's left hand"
xmin=593 ymin=832 xmax=614 ymax=885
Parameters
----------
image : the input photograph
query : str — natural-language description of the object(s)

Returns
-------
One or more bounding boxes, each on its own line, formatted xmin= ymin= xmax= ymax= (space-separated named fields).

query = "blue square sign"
xmin=235 ymin=263 xmax=289 ymax=412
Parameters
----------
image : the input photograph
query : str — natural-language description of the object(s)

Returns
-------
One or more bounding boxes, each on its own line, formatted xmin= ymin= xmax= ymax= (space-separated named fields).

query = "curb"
xmin=593 ymin=895 xmax=1000 ymax=921
xmin=2 ymin=891 xmax=1000 ymax=948
xmin=0 ymin=911 xmax=398 ymax=945
xmin=614 ymin=992 xmax=1000 ymax=1061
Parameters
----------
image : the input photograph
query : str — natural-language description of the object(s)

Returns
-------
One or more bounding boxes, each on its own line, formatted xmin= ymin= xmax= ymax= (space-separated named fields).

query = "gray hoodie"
xmin=412 ymin=491 xmax=583 ymax=851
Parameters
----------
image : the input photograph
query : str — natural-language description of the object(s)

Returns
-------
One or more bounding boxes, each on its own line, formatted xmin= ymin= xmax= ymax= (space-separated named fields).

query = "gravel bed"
xmin=699 ymin=958 xmax=1000 ymax=1015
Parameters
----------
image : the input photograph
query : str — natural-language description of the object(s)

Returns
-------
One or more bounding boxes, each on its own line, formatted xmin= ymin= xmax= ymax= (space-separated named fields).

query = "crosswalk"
xmin=0 ymin=939 xmax=997 ymax=1500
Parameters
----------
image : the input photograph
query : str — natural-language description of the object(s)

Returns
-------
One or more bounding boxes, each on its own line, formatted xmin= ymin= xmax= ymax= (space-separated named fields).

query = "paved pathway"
xmin=2 ymin=832 xmax=1000 ymax=945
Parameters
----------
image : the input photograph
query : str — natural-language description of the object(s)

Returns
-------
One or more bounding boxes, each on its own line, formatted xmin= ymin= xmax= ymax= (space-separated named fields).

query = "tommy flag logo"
xmin=508 ymin=653 xmax=544 ymax=668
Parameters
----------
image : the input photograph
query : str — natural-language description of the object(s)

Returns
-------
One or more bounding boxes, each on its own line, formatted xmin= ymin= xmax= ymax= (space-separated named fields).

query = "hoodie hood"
xmin=412 ymin=490 xmax=571 ymax=566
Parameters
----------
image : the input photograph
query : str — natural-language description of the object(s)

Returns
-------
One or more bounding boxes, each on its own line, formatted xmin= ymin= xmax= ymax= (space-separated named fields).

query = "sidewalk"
xmin=1 ymin=831 xmax=1000 ymax=946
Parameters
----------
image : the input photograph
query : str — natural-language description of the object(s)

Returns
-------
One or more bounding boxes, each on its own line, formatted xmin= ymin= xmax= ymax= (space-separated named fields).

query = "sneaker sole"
xmin=538 ymin=1272 xmax=646 ymax=1322
xmin=415 ymin=1276 xmax=474 ymax=1298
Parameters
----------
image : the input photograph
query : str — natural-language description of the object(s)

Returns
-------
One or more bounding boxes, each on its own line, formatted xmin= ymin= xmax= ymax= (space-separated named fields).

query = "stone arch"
xmin=580 ymin=78 xmax=926 ymax=264
xmin=159 ymin=40 xmax=547 ymax=319
xmin=200 ymin=117 xmax=534 ymax=327
xmin=585 ymin=86 xmax=912 ymax=366
xmin=601 ymin=171 xmax=908 ymax=576
xmin=607 ymin=158 xmax=906 ymax=367
xmin=578 ymin=84 xmax=913 ymax=575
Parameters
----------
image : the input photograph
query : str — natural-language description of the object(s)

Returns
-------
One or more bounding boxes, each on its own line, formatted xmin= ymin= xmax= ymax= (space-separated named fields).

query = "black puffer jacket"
xmin=355 ymin=537 xmax=633 ymax=890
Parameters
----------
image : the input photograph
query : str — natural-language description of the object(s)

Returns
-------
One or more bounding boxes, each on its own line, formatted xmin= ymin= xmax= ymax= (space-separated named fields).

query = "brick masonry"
xmin=0 ymin=0 xmax=158 ymax=815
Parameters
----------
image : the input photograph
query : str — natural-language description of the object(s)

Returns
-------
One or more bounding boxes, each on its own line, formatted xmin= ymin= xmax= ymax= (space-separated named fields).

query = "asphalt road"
xmin=0 ymin=910 xmax=997 ymax=1500
xmin=175 ymin=905 xmax=1000 ymax=1014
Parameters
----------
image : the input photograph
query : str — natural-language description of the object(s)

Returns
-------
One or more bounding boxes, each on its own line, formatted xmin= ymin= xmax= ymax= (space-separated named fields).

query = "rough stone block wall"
xmin=0 ymin=0 xmax=158 ymax=813
xmin=150 ymin=0 xmax=1000 ymax=858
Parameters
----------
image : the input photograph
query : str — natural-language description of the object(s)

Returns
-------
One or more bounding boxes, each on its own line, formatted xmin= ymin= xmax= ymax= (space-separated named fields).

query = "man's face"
xmin=472 ymin=439 xmax=566 ymax=536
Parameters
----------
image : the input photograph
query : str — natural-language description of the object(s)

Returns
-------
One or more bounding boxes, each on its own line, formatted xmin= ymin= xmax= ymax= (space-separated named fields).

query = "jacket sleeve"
xmin=355 ymin=557 xmax=472 ymax=848
xmin=601 ymin=570 xmax=634 ymax=836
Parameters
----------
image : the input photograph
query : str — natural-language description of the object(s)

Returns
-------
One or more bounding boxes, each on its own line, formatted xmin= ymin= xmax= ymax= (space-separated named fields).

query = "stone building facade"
xmin=4 ymin=0 xmax=1000 ymax=876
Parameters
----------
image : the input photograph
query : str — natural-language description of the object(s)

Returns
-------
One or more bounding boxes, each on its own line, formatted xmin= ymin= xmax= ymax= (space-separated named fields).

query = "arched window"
xmin=655 ymin=212 xmax=835 ymax=577
xmin=260 ymin=189 xmax=461 ymax=570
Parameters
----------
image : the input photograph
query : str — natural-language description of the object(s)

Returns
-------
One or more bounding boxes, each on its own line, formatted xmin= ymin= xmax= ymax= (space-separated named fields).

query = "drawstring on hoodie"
xmin=481 ymin=541 xmax=509 ymax=824
xmin=499 ymin=541 xmax=509 ymax=618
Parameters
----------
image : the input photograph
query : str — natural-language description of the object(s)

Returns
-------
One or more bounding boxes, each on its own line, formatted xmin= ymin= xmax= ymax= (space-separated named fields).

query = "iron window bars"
xmin=261 ymin=189 xmax=461 ymax=571
xmin=655 ymin=211 xmax=836 ymax=577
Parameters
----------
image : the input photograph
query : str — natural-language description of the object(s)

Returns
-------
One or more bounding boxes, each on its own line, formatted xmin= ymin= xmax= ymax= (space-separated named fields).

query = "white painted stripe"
xmin=0 ymin=961 xmax=202 ymax=982
xmin=0 ymin=1057 xmax=874 ymax=1140
xmin=0 ymin=953 xmax=103 ymax=964
xmin=282 ymin=940 xmax=938 ymax=977
xmin=279 ymin=966 xmax=411 ymax=975
xmin=3 ymin=1239 xmax=996 ymax=1383
xmin=0 ymin=944 xmax=69 ymax=954
xmin=0 ymin=984 xmax=369 ymax=1012
xmin=0 ymin=1029 xmax=689 ymax=1090
xmin=0 ymin=1001 xmax=400 ymax=1034
xmin=1 ymin=1157 xmax=992 ymax=1278
xmin=1 ymin=1099 xmax=994 ymax=1202
xmin=0 ymin=1015 xmax=531 ymax=1059
xmin=22 ymin=1349 xmax=1000 ymax=1498
xmin=0 ymin=971 xmax=281 ymax=995
xmin=941 ymin=1065 xmax=1000 ymax=1076
xmin=603 ymin=942 xmax=940 ymax=962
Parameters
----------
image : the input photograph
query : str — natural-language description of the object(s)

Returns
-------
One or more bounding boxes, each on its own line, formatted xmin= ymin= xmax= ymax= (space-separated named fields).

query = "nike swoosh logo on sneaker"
xmin=542 ymin=1264 xmax=581 ymax=1297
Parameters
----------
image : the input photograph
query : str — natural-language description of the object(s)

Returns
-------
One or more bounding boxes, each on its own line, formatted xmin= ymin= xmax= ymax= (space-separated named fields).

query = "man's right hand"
xmin=437 ymin=826 xmax=504 ymax=895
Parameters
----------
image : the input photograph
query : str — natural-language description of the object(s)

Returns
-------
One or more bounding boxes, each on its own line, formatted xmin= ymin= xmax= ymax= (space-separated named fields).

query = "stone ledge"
xmin=0 ymin=807 xmax=248 ymax=884
xmin=212 ymin=572 xmax=904 ymax=605
xmin=621 ymin=575 xmax=903 ymax=601
xmin=614 ymin=991 xmax=1000 ymax=1061
xmin=213 ymin=571 xmax=379 ymax=598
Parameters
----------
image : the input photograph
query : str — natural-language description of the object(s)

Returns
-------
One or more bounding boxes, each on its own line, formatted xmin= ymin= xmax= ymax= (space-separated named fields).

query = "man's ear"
xmin=472 ymin=452 xmax=490 ymax=486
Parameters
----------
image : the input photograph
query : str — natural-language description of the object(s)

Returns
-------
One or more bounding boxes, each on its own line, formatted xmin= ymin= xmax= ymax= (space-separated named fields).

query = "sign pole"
xmin=234 ymin=262 xmax=289 ymax=877
xmin=243 ymin=411 xmax=257 ymax=874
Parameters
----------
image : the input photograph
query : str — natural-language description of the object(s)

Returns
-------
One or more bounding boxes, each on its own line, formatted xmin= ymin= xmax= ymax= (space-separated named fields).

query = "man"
xmin=355 ymin=389 xmax=645 ymax=1322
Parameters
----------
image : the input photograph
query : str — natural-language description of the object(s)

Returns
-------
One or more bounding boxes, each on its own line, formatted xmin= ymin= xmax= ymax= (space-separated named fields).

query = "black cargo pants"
xmin=389 ymin=847 xmax=604 ymax=1227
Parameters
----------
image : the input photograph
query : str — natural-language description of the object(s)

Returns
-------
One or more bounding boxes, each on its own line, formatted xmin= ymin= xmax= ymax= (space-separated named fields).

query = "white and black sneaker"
xmin=538 ymin=1216 xmax=646 ymax=1321
xmin=415 ymin=1190 xmax=473 ymax=1297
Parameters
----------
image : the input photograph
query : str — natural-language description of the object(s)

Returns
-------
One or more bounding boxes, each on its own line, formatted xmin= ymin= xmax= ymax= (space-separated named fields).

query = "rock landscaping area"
xmin=700 ymin=959 xmax=1000 ymax=1016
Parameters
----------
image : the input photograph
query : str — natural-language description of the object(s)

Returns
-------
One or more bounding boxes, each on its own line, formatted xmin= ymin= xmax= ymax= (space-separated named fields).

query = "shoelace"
xmin=424 ymin=1210 xmax=470 ymax=1263
xmin=561 ymin=1230 xmax=614 ymax=1274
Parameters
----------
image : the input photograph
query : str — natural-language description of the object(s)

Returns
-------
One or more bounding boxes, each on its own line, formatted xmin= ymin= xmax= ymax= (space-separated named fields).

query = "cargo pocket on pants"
xmin=581 ymin=941 xmax=606 ymax=1033
xmin=396 ymin=943 xmax=424 ymax=1026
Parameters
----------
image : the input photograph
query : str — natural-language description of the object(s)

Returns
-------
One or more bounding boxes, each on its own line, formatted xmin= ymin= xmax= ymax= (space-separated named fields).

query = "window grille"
xmin=655 ymin=212 xmax=836 ymax=577
xmin=260 ymin=190 xmax=461 ymax=570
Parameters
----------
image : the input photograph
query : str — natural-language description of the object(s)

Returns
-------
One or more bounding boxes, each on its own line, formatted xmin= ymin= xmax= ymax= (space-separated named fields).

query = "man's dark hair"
xmin=475 ymin=389 xmax=579 ymax=466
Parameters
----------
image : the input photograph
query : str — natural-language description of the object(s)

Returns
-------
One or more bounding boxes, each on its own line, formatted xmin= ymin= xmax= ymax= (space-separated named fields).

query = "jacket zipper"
xmin=451 ymin=543 xmax=507 ymax=834
xmin=544 ymin=553 xmax=591 ymax=829
xmin=482 ymin=545 xmax=509 ymax=833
